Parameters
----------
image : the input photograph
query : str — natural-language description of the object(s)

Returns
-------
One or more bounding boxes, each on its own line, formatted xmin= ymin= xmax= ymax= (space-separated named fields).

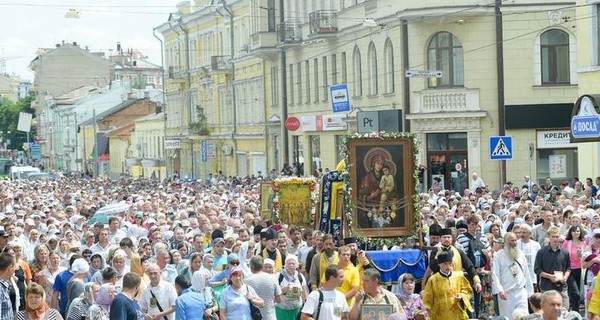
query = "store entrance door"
xmin=428 ymin=153 xmax=468 ymax=194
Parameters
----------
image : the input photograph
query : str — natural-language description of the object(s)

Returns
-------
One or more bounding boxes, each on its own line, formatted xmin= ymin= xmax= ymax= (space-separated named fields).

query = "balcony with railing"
xmin=250 ymin=31 xmax=278 ymax=51
xmin=309 ymin=10 xmax=338 ymax=36
xmin=412 ymin=88 xmax=481 ymax=114
xmin=210 ymin=56 xmax=232 ymax=74
xmin=167 ymin=66 xmax=186 ymax=81
xmin=277 ymin=22 xmax=302 ymax=45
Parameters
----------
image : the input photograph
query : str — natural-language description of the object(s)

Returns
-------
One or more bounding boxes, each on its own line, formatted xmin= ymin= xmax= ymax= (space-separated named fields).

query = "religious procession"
xmin=0 ymin=134 xmax=598 ymax=320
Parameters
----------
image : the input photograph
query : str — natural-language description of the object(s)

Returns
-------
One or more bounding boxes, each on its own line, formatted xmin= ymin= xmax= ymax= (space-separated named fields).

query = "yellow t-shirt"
xmin=336 ymin=263 xmax=360 ymax=307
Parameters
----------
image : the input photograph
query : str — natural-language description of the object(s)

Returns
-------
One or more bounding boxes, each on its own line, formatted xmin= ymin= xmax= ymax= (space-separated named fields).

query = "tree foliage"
xmin=0 ymin=92 xmax=37 ymax=150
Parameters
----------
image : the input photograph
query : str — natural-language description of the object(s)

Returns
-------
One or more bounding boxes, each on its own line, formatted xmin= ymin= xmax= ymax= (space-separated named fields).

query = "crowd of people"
xmin=0 ymin=171 xmax=599 ymax=320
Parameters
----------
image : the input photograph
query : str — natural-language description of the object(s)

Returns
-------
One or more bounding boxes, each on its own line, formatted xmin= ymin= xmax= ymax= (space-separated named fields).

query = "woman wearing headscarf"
xmin=67 ymin=258 xmax=90 ymax=313
xmin=88 ymin=253 xmax=106 ymax=282
xmin=180 ymin=252 xmax=202 ymax=283
xmin=219 ymin=266 xmax=264 ymax=320
xmin=66 ymin=282 xmax=100 ymax=320
xmin=393 ymin=273 xmax=427 ymax=320
xmin=129 ymin=254 xmax=149 ymax=300
xmin=15 ymin=283 xmax=63 ymax=320
xmin=39 ymin=251 xmax=67 ymax=305
xmin=275 ymin=255 xmax=308 ymax=320
xmin=88 ymin=283 xmax=116 ymax=320
xmin=97 ymin=249 xmax=128 ymax=292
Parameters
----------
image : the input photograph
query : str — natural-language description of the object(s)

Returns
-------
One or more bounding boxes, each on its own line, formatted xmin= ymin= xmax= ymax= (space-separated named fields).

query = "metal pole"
xmin=279 ymin=0 xmax=288 ymax=167
xmin=495 ymin=0 xmax=506 ymax=185
xmin=153 ymin=27 xmax=169 ymax=180
xmin=74 ymin=112 xmax=79 ymax=173
xmin=93 ymin=109 xmax=99 ymax=177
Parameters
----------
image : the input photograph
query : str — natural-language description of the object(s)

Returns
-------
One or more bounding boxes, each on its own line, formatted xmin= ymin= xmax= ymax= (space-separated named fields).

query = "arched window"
xmin=427 ymin=32 xmax=464 ymax=87
xmin=384 ymin=38 xmax=395 ymax=93
xmin=353 ymin=46 xmax=362 ymax=96
xmin=541 ymin=29 xmax=570 ymax=84
xmin=368 ymin=42 xmax=378 ymax=95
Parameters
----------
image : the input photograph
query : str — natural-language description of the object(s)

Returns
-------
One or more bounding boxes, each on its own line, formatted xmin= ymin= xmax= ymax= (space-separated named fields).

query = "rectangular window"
xmin=268 ymin=0 xmax=276 ymax=32
xmin=341 ymin=52 xmax=347 ymax=84
xmin=288 ymin=63 xmax=295 ymax=105
xmin=314 ymin=58 xmax=319 ymax=102
xmin=322 ymin=56 xmax=328 ymax=101
xmin=331 ymin=54 xmax=338 ymax=84
xmin=292 ymin=135 xmax=303 ymax=169
xmin=537 ymin=149 xmax=578 ymax=184
xmin=305 ymin=61 xmax=311 ymax=102
xmin=297 ymin=63 xmax=303 ymax=104
xmin=270 ymin=66 xmax=279 ymax=107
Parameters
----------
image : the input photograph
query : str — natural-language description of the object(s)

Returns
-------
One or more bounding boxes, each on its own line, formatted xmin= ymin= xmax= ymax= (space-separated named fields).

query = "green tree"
xmin=189 ymin=105 xmax=210 ymax=135
xmin=0 ymin=92 xmax=36 ymax=150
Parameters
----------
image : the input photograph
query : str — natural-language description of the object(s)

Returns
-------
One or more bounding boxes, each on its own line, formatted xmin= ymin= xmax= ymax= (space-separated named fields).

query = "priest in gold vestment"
xmin=423 ymin=251 xmax=473 ymax=320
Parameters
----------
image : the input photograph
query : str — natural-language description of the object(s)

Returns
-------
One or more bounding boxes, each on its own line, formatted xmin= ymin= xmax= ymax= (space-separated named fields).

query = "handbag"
xmin=246 ymin=286 xmax=263 ymax=320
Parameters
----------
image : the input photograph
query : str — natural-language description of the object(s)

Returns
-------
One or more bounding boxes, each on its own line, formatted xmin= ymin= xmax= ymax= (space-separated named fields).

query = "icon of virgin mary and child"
xmin=357 ymin=147 xmax=402 ymax=229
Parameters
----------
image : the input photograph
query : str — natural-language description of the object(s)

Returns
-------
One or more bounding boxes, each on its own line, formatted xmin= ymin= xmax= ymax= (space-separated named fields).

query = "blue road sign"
xmin=490 ymin=136 xmax=513 ymax=160
xmin=201 ymin=141 xmax=208 ymax=162
xmin=330 ymin=84 xmax=351 ymax=113
xmin=571 ymin=115 xmax=600 ymax=139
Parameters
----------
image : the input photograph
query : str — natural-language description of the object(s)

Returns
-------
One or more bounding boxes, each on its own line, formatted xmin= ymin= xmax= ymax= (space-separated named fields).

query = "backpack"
xmin=279 ymin=272 xmax=305 ymax=286
xmin=466 ymin=235 xmax=487 ymax=268
xmin=296 ymin=290 xmax=323 ymax=320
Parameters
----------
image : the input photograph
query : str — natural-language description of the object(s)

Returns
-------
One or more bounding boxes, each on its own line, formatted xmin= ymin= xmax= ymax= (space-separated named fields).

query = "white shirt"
xmin=90 ymin=242 xmax=114 ymax=260
xmin=301 ymin=289 xmax=348 ymax=320
xmin=517 ymin=239 xmax=541 ymax=284
xmin=139 ymin=281 xmax=178 ymax=320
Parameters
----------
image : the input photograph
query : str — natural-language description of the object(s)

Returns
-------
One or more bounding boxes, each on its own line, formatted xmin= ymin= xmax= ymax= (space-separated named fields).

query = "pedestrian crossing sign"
xmin=489 ymin=136 xmax=513 ymax=160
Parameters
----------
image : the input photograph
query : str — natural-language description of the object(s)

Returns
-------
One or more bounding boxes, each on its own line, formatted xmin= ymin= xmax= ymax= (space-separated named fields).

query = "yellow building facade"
xmin=250 ymin=0 xmax=581 ymax=189
xmin=575 ymin=0 xmax=600 ymax=180
xmin=157 ymin=0 xmax=269 ymax=179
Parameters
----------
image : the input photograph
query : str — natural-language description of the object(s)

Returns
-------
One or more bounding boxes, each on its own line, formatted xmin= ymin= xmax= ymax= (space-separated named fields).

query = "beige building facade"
xmin=251 ymin=0 xmax=579 ymax=190
xmin=157 ymin=0 xmax=269 ymax=179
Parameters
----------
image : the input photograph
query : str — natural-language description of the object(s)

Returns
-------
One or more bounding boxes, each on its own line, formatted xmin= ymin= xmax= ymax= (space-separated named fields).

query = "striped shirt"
xmin=245 ymin=272 xmax=282 ymax=320
xmin=0 ymin=278 xmax=13 ymax=320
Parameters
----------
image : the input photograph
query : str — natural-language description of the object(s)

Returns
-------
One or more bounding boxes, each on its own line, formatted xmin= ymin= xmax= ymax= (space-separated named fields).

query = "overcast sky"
xmin=0 ymin=0 xmax=182 ymax=81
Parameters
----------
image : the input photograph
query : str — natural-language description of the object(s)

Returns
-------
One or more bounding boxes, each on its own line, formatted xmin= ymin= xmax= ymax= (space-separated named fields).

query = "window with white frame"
xmin=189 ymin=40 xmax=197 ymax=69
xmin=208 ymin=86 xmax=216 ymax=125
xmin=314 ymin=58 xmax=319 ymax=102
xmin=289 ymin=63 xmax=295 ymax=105
xmin=305 ymin=60 xmax=311 ymax=102
xmin=353 ymin=46 xmax=362 ymax=96
xmin=270 ymin=66 xmax=278 ymax=107
xmin=341 ymin=52 xmax=347 ymax=83
xmin=297 ymin=63 xmax=303 ymax=104
xmin=368 ymin=42 xmax=378 ymax=95
xmin=427 ymin=32 xmax=464 ymax=88
xmin=541 ymin=29 xmax=570 ymax=85
xmin=322 ymin=56 xmax=328 ymax=101
xmin=384 ymin=38 xmax=394 ymax=93
xmin=331 ymin=54 xmax=338 ymax=84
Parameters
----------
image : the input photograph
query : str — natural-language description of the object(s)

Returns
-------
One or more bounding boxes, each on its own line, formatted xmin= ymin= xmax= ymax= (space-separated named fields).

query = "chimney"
xmin=144 ymin=91 xmax=150 ymax=99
